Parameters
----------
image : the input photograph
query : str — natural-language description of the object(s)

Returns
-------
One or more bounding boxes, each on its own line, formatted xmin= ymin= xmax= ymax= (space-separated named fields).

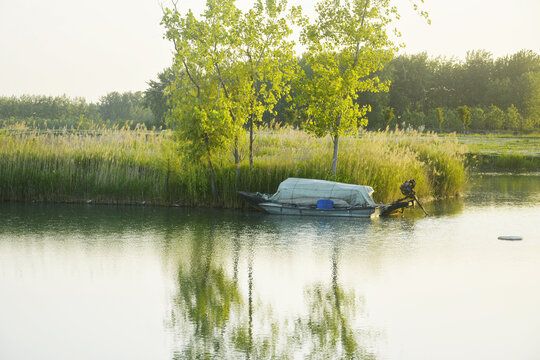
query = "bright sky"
xmin=1 ymin=0 xmax=539 ymax=102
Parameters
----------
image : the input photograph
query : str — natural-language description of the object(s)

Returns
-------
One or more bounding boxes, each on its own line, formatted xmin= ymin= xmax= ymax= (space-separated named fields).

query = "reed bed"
xmin=0 ymin=125 xmax=466 ymax=207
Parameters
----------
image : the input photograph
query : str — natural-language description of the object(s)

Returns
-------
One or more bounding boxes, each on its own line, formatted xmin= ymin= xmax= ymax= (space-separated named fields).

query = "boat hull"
xmin=237 ymin=191 xmax=267 ymax=211
xmin=237 ymin=190 xmax=414 ymax=218
xmin=258 ymin=202 xmax=380 ymax=218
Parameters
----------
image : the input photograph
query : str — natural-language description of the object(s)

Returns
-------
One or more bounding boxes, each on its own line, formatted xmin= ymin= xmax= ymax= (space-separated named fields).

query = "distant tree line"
xmin=0 ymin=92 xmax=159 ymax=129
xmin=358 ymin=49 xmax=540 ymax=132
xmin=146 ymin=49 xmax=540 ymax=133
xmin=267 ymin=49 xmax=539 ymax=132
xmin=2 ymin=49 xmax=539 ymax=133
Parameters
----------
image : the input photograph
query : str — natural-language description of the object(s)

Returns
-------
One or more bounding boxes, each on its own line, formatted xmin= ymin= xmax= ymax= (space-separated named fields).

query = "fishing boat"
xmin=238 ymin=178 xmax=417 ymax=218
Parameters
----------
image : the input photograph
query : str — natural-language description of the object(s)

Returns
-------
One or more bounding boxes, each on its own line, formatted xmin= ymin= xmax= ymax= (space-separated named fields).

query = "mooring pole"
xmin=413 ymin=195 xmax=429 ymax=216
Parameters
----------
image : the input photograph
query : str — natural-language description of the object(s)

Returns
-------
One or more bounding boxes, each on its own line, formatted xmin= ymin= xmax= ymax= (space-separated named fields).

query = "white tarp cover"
xmin=269 ymin=178 xmax=376 ymax=208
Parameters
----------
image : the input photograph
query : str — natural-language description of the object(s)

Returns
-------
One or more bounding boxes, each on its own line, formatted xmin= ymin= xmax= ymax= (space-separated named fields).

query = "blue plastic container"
xmin=317 ymin=199 xmax=334 ymax=210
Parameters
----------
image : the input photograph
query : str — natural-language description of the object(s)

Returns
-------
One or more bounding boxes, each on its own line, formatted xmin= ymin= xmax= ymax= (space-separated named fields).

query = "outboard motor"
xmin=399 ymin=179 xmax=428 ymax=216
xmin=400 ymin=179 xmax=416 ymax=198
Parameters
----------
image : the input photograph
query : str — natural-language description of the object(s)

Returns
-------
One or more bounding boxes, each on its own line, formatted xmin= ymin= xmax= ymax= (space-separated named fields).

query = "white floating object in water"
xmin=498 ymin=235 xmax=523 ymax=241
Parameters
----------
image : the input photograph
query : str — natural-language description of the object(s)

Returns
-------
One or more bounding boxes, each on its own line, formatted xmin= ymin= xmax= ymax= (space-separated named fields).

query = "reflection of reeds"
xmin=467 ymin=152 xmax=540 ymax=172
xmin=0 ymin=124 xmax=466 ymax=207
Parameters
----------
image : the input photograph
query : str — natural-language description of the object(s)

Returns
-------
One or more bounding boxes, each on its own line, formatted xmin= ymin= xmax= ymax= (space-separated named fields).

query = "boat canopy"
xmin=269 ymin=178 xmax=376 ymax=208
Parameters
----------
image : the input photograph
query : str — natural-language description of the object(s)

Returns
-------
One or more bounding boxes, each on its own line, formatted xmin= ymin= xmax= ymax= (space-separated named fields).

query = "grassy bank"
xmin=453 ymin=134 xmax=540 ymax=172
xmin=0 ymin=126 xmax=466 ymax=207
xmin=466 ymin=153 xmax=540 ymax=172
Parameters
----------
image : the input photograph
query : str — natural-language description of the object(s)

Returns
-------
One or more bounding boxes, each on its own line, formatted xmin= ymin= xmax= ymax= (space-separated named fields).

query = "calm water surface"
xmin=1 ymin=174 xmax=539 ymax=359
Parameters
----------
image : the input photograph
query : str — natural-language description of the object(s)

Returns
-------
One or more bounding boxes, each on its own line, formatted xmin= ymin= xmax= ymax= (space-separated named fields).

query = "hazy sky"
xmin=1 ymin=0 xmax=539 ymax=101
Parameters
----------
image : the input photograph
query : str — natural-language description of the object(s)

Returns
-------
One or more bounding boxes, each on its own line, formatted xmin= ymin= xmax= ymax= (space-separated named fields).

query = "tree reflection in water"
xmin=296 ymin=242 xmax=377 ymax=359
xmin=170 ymin=220 xmax=379 ymax=359
xmin=171 ymin=223 xmax=242 ymax=359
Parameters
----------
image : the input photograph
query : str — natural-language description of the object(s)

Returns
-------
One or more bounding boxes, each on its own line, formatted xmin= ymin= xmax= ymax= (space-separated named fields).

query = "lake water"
xmin=1 ymin=174 xmax=539 ymax=360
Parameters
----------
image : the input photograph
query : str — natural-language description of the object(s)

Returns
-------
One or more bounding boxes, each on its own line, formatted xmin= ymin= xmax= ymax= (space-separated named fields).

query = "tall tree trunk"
xmin=166 ymin=157 xmax=170 ymax=203
xmin=249 ymin=115 xmax=254 ymax=170
xmin=205 ymin=141 xmax=217 ymax=203
xmin=208 ymin=158 xmax=217 ymax=203
xmin=214 ymin=63 xmax=242 ymax=179
xmin=234 ymin=136 xmax=241 ymax=181
xmin=331 ymin=135 xmax=339 ymax=176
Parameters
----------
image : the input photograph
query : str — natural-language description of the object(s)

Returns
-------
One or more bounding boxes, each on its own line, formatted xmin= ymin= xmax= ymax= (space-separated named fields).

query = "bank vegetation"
xmin=0 ymin=125 xmax=466 ymax=207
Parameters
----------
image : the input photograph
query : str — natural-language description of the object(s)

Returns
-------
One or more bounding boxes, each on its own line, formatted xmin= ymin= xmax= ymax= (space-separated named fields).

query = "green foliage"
xmin=459 ymin=133 xmax=540 ymax=172
xmin=470 ymin=107 xmax=485 ymax=130
xmin=382 ymin=107 xmax=395 ymax=128
xmin=161 ymin=0 xmax=244 ymax=197
xmin=469 ymin=153 xmax=540 ymax=172
xmin=296 ymin=0 xmax=417 ymax=174
xmin=457 ymin=105 xmax=471 ymax=131
xmin=504 ymin=104 xmax=522 ymax=131
xmin=458 ymin=133 xmax=540 ymax=156
xmin=235 ymin=0 xmax=300 ymax=167
xmin=98 ymin=91 xmax=155 ymax=127
xmin=0 ymin=93 xmax=157 ymax=129
xmin=386 ymin=52 xmax=434 ymax=114
xmin=494 ymin=153 xmax=539 ymax=171
xmin=162 ymin=0 xmax=299 ymax=174
xmin=523 ymin=71 xmax=540 ymax=128
xmin=362 ymin=49 xmax=540 ymax=133
xmin=485 ymin=105 xmax=505 ymax=130
xmin=436 ymin=107 xmax=444 ymax=131
xmin=3 ymin=49 xmax=539 ymax=134
xmin=0 ymin=95 xmax=99 ymax=129
xmin=143 ymin=68 xmax=175 ymax=128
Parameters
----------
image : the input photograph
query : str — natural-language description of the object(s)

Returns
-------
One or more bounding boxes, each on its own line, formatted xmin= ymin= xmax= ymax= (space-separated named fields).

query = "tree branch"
xmin=182 ymin=60 xmax=200 ymax=99
xmin=353 ymin=0 xmax=370 ymax=68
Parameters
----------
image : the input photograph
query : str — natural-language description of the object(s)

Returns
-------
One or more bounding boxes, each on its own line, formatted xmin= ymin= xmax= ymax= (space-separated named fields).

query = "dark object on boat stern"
xmin=398 ymin=179 xmax=429 ymax=216
xmin=400 ymin=179 xmax=416 ymax=197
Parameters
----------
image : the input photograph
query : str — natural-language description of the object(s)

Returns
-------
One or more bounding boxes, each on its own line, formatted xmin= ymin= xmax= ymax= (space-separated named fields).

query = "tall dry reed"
xmin=0 ymin=124 xmax=466 ymax=207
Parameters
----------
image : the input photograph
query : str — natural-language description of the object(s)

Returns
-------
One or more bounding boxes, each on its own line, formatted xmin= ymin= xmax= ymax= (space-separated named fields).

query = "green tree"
xmin=523 ymin=71 xmax=540 ymax=129
xmin=162 ymin=0 xmax=299 ymax=182
xmin=491 ymin=50 xmax=540 ymax=115
xmin=161 ymin=0 xmax=240 ymax=200
xmin=470 ymin=107 xmax=485 ymax=130
xmin=485 ymin=105 xmax=505 ymax=130
xmin=235 ymin=0 xmax=299 ymax=169
xmin=504 ymin=104 xmax=522 ymax=131
xmin=297 ymin=0 xmax=426 ymax=175
xmin=382 ymin=106 xmax=395 ymax=128
xmin=0 ymin=95 xmax=99 ymax=129
xmin=387 ymin=53 xmax=434 ymax=114
xmin=461 ymin=50 xmax=493 ymax=106
xmin=143 ymin=67 xmax=175 ymax=128
xmin=99 ymin=91 xmax=153 ymax=126
xmin=436 ymin=107 xmax=444 ymax=131
xmin=457 ymin=105 xmax=471 ymax=132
